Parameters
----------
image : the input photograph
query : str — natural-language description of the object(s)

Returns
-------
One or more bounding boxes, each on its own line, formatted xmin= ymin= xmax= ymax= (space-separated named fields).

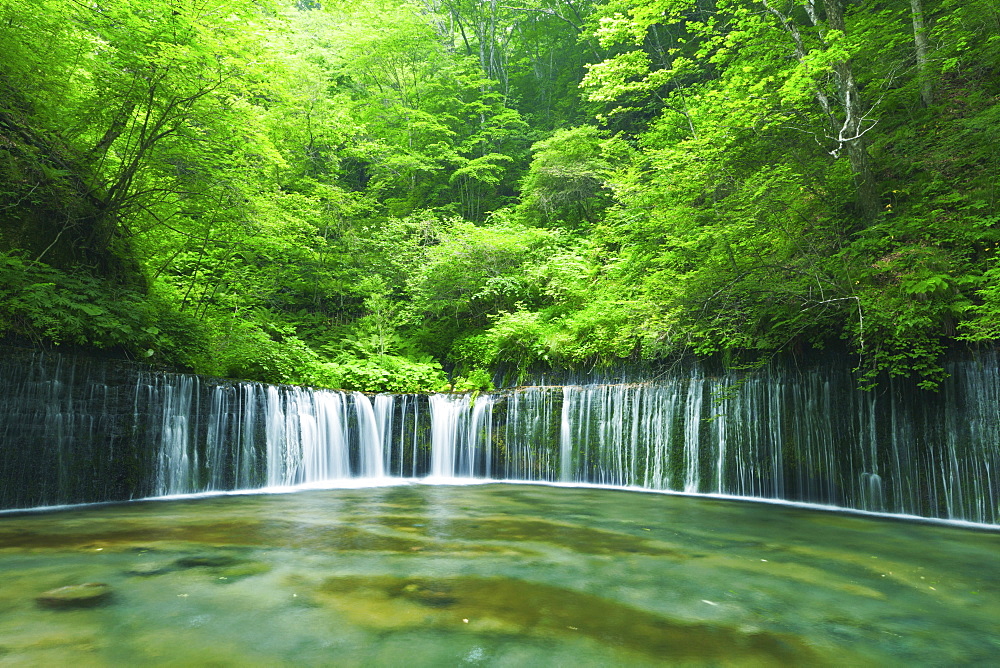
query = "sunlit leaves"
xmin=519 ymin=126 xmax=615 ymax=228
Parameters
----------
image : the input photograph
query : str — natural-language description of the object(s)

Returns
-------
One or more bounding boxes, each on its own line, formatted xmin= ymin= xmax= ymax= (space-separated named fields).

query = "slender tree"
xmin=910 ymin=0 xmax=933 ymax=107
xmin=761 ymin=0 xmax=880 ymax=221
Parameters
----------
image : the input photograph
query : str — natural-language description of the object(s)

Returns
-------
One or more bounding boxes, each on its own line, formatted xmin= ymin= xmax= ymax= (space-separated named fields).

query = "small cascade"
xmin=373 ymin=394 xmax=393 ymax=475
xmin=558 ymin=387 xmax=573 ymax=482
xmin=428 ymin=394 xmax=460 ymax=477
xmin=264 ymin=385 xmax=290 ymax=487
xmin=860 ymin=472 xmax=885 ymax=512
xmin=428 ymin=393 xmax=494 ymax=478
xmin=503 ymin=387 xmax=556 ymax=480
xmin=682 ymin=373 xmax=704 ymax=492
xmin=0 ymin=347 xmax=998 ymax=524
xmin=299 ymin=390 xmax=351 ymax=483
xmin=203 ymin=385 xmax=230 ymax=490
xmin=234 ymin=384 xmax=262 ymax=488
xmin=154 ymin=374 xmax=198 ymax=495
xmin=381 ymin=393 xmax=424 ymax=478
xmin=469 ymin=394 xmax=494 ymax=478
xmin=352 ymin=392 xmax=384 ymax=478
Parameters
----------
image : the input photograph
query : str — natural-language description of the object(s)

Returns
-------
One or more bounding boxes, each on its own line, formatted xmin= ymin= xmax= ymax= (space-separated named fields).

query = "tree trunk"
xmin=821 ymin=0 xmax=880 ymax=222
xmin=910 ymin=0 xmax=934 ymax=107
xmin=764 ymin=0 xmax=881 ymax=221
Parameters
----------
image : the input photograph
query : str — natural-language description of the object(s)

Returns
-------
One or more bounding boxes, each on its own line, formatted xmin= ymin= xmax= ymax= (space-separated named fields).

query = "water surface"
xmin=0 ymin=484 xmax=996 ymax=666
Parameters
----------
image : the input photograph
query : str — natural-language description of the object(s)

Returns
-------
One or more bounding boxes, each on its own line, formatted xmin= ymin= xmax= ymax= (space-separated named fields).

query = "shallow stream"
xmin=0 ymin=483 xmax=997 ymax=666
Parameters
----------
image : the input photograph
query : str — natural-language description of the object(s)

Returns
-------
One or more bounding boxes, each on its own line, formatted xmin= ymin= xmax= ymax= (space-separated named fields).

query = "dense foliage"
xmin=1 ymin=0 xmax=997 ymax=391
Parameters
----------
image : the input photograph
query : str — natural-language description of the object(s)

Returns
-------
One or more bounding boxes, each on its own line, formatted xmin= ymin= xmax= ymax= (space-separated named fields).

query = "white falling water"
xmin=353 ymin=392 xmax=384 ymax=478
xmin=468 ymin=394 xmax=494 ymax=477
xmin=378 ymin=393 xmax=424 ymax=478
xmin=429 ymin=394 xmax=461 ymax=478
xmin=235 ymin=383 xmax=259 ymax=487
xmin=260 ymin=388 xmax=372 ymax=485
xmin=683 ymin=374 xmax=703 ymax=493
xmin=2 ymin=349 xmax=999 ymax=524
xmin=559 ymin=386 xmax=573 ymax=482
xmin=642 ymin=383 xmax=678 ymax=490
xmin=264 ymin=385 xmax=287 ymax=487
xmin=508 ymin=387 xmax=559 ymax=480
xmin=713 ymin=389 xmax=727 ymax=493
xmin=373 ymin=394 xmax=394 ymax=475
xmin=428 ymin=393 xmax=494 ymax=478
xmin=204 ymin=385 xmax=230 ymax=490
xmin=137 ymin=367 xmax=1000 ymax=524
xmin=300 ymin=391 xmax=351 ymax=482
xmin=155 ymin=374 xmax=196 ymax=495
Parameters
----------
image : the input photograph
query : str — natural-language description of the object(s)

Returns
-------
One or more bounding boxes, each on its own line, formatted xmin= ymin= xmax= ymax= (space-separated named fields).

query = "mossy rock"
xmin=173 ymin=552 xmax=271 ymax=583
xmin=398 ymin=581 xmax=457 ymax=608
xmin=213 ymin=561 xmax=272 ymax=584
xmin=36 ymin=583 xmax=113 ymax=609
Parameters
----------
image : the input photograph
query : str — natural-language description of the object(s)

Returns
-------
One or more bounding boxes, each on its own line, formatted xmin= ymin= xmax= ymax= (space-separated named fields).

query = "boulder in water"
xmin=36 ymin=583 xmax=113 ymax=609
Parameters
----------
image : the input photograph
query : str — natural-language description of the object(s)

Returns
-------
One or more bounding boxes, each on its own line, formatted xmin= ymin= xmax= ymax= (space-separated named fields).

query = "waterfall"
xmin=1 ymin=347 xmax=998 ymax=525
xmin=154 ymin=374 xmax=197 ymax=495
xmin=683 ymin=373 xmax=703 ymax=492
xmin=352 ymin=392 xmax=384 ymax=478
xmin=300 ymin=390 xmax=351 ymax=483
xmin=380 ymin=393 xmax=424 ymax=478
xmin=428 ymin=394 xmax=461 ymax=478
xmin=559 ymin=387 xmax=573 ymax=482
xmin=373 ymin=394 xmax=393 ymax=476
xmin=429 ymin=393 xmax=494 ymax=478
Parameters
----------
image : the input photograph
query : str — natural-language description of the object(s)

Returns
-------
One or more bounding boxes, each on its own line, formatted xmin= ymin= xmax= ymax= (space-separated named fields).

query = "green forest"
xmin=1 ymin=0 xmax=997 ymax=392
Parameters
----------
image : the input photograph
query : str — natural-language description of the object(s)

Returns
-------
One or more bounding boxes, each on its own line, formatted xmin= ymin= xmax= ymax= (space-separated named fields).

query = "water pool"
xmin=0 ymin=483 xmax=996 ymax=665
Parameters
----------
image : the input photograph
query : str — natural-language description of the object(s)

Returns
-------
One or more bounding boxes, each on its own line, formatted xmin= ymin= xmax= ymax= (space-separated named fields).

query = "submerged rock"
xmin=398 ymin=581 xmax=457 ymax=608
xmin=36 ymin=583 xmax=113 ymax=609
xmin=175 ymin=554 xmax=239 ymax=568
xmin=126 ymin=561 xmax=174 ymax=577
xmin=213 ymin=560 xmax=272 ymax=584
xmin=172 ymin=552 xmax=271 ymax=583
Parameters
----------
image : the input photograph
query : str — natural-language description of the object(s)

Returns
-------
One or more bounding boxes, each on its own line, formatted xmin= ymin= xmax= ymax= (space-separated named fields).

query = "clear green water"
xmin=0 ymin=483 xmax=996 ymax=666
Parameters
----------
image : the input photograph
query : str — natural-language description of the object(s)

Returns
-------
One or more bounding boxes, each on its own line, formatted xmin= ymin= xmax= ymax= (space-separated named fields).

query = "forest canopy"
xmin=1 ymin=0 xmax=998 ymax=391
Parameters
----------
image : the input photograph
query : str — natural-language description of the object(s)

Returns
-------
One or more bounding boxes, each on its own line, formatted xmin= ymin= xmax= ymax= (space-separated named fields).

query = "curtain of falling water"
xmin=0 ymin=348 xmax=997 ymax=524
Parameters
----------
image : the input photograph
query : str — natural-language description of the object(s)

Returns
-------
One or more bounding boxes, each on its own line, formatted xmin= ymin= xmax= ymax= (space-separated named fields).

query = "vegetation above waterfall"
xmin=1 ymin=0 xmax=998 ymax=390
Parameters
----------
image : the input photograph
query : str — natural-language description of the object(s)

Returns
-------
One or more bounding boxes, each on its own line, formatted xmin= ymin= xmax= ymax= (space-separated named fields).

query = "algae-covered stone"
xmin=175 ymin=554 xmax=239 ymax=568
xmin=398 ymin=581 xmax=457 ymax=608
xmin=171 ymin=552 xmax=271 ymax=583
xmin=213 ymin=560 xmax=272 ymax=584
xmin=36 ymin=583 xmax=113 ymax=609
